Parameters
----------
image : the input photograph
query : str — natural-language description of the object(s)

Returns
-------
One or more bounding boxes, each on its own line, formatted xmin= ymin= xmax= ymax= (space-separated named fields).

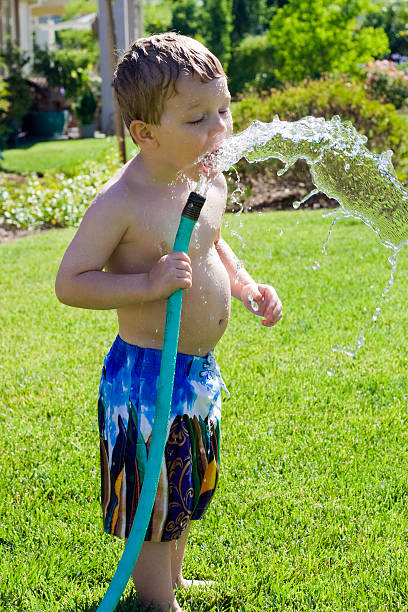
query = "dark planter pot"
xmin=26 ymin=110 xmax=68 ymax=138
xmin=79 ymin=123 xmax=96 ymax=138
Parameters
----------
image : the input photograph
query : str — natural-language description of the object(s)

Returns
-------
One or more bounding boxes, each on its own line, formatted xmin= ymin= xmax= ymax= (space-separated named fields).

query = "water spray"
xmin=97 ymin=190 xmax=206 ymax=612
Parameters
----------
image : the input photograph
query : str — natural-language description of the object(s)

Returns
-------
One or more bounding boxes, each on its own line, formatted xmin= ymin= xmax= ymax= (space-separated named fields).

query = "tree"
xmin=231 ymin=0 xmax=268 ymax=40
xmin=201 ymin=0 xmax=233 ymax=70
xmin=267 ymin=0 xmax=389 ymax=83
xmin=170 ymin=0 xmax=201 ymax=37
xmin=228 ymin=33 xmax=277 ymax=95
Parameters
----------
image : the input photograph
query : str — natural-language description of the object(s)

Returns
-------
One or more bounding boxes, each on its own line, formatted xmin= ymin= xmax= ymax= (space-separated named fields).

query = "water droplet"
xmin=248 ymin=293 xmax=259 ymax=312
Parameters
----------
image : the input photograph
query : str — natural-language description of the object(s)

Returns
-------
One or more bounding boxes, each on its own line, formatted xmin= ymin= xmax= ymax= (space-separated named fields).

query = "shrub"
xmin=228 ymin=34 xmax=278 ymax=96
xmin=32 ymin=42 xmax=96 ymax=100
xmin=0 ymin=70 xmax=10 ymax=149
xmin=0 ymin=150 xmax=119 ymax=230
xmin=0 ymin=41 xmax=33 ymax=146
xmin=266 ymin=0 xmax=389 ymax=83
xmin=231 ymin=76 xmax=408 ymax=181
xmin=364 ymin=59 xmax=408 ymax=109
xmin=74 ymin=87 xmax=97 ymax=125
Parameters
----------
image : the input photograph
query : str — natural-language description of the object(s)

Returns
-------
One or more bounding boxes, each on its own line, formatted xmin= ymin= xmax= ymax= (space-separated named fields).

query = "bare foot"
xmin=139 ymin=595 xmax=183 ymax=611
xmin=174 ymin=577 xmax=216 ymax=589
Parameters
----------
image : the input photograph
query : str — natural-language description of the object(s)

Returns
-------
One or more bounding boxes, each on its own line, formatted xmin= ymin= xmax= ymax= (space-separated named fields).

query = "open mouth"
xmin=199 ymin=148 xmax=223 ymax=176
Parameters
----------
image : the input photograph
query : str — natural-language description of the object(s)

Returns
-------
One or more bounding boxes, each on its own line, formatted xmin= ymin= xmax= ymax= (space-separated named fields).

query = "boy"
xmin=55 ymin=32 xmax=282 ymax=612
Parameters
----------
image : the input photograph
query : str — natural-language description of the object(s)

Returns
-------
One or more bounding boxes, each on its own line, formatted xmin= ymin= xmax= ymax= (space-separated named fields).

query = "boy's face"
xmin=152 ymin=74 xmax=233 ymax=181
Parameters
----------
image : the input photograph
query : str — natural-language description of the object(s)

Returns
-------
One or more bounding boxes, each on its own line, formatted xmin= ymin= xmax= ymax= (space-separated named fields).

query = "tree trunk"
xmin=104 ymin=0 xmax=126 ymax=165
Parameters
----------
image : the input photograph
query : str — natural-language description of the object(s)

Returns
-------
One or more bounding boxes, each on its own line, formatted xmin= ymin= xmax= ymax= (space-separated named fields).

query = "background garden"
xmin=1 ymin=0 xmax=408 ymax=230
xmin=1 ymin=1 xmax=408 ymax=610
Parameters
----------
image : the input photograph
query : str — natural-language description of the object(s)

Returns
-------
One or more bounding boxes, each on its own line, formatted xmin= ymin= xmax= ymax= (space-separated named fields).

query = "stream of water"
xmin=197 ymin=115 xmax=408 ymax=356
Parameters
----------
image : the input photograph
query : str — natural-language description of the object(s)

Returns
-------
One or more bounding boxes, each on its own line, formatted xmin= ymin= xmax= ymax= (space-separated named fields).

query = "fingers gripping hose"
xmin=97 ymin=191 xmax=206 ymax=612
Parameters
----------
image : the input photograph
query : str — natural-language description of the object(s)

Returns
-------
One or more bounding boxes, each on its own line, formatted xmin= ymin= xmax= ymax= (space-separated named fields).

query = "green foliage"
xmin=170 ymin=0 xmax=201 ymax=37
xmin=143 ymin=0 xmax=173 ymax=35
xmin=73 ymin=88 xmax=97 ymax=125
xmin=0 ymin=41 xmax=33 ymax=134
xmin=364 ymin=0 xmax=408 ymax=57
xmin=231 ymin=76 xmax=408 ymax=179
xmin=62 ymin=0 xmax=97 ymax=20
xmin=0 ymin=150 xmax=119 ymax=230
xmin=32 ymin=41 xmax=97 ymax=101
xmin=267 ymin=0 xmax=389 ymax=82
xmin=364 ymin=59 xmax=408 ymax=109
xmin=201 ymin=0 xmax=233 ymax=70
xmin=228 ymin=34 xmax=278 ymax=96
xmin=0 ymin=69 xmax=10 ymax=149
xmin=231 ymin=0 xmax=269 ymax=40
xmin=56 ymin=29 xmax=99 ymax=66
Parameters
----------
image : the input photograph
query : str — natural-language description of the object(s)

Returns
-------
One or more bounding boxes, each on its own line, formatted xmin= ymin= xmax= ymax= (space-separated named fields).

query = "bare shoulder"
xmin=56 ymin=167 xmax=139 ymax=277
xmin=91 ymin=164 xmax=135 ymax=219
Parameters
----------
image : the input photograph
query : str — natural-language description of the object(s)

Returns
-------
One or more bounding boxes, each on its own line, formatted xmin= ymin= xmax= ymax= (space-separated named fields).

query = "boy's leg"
xmin=171 ymin=523 xmax=215 ymax=589
xmin=132 ymin=541 xmax=182 ymax=611
xmin=171 ymin=523 xmax=191 ymax=587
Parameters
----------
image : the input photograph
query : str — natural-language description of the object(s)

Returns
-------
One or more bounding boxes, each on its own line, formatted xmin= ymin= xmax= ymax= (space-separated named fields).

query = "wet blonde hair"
xmin=113 ymin=32 xmax=226 ymax=128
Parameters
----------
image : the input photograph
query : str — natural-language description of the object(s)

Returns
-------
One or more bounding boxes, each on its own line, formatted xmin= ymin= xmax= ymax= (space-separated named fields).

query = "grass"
xmin=1 ymin=209 xmax=408 ymax=610
xmin=0 ymin=137 xmax=136 ymax=176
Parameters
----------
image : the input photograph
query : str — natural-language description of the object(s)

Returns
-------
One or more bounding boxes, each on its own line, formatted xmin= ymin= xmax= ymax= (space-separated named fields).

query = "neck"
xmin=135 ymin=151 xmax=193 ymax=187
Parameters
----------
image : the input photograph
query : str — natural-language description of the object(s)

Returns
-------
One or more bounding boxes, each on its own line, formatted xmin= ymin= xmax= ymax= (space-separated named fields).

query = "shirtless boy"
xmin=55 ymin=32 xmax=282 ymax=611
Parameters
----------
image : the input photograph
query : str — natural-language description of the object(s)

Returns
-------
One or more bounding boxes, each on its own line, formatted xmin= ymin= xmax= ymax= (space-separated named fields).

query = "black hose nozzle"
xmin=182 ymin=192 xmax=206 ymax=221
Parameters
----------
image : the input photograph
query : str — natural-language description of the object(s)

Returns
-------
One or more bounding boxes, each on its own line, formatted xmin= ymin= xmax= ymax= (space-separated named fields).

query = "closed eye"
xmin=188 ymin=106 xmax=230 ymax=125
xmin=188 ymin=117 xmax=204 ymax=125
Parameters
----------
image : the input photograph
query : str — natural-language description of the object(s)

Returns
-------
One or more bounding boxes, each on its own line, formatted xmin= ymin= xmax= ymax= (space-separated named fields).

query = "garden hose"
xmin=97 ymin=191 xmax=206 ymax=612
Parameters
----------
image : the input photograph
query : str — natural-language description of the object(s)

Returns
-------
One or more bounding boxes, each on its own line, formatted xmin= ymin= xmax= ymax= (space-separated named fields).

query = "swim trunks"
xmin=98 ymin=335 xmax=228 ymax=542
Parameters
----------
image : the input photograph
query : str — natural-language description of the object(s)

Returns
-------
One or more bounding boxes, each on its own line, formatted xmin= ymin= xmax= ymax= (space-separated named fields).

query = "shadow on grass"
xmin=68 ymin=589 xmax=227 ymax=612
xmin=67 ymin=592 xmax=153 ymax=612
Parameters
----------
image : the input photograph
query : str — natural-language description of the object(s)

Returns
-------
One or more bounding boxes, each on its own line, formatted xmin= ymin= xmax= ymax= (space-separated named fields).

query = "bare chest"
xmin=106 ymin=188 xmax=224 ymax=274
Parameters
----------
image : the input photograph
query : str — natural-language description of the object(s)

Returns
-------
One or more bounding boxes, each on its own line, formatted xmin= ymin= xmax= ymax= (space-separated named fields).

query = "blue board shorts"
xmin=98 ymin=335 xmax=228 ymax=542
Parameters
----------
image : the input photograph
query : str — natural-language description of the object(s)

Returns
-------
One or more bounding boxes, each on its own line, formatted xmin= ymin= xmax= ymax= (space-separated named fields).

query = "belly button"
xmin=219 ymin=318 xmax=225 ymax=326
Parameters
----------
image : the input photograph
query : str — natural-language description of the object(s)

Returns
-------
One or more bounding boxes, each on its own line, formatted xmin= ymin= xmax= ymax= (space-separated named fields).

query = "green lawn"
xmin=1 ymin=210 xmax=408 ymax=611
xmin=0 ymin=137 xmax=136 ymax=176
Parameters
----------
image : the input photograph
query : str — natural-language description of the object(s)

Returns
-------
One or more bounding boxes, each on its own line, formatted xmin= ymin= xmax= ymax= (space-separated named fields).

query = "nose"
xmin=208 ymin=112 xmax=228 ymax=138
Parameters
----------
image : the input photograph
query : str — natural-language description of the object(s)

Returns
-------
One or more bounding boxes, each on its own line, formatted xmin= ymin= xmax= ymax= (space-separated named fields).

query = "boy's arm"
xmin=215 ymin=233 xmax=282 ymax=327
xmin=55 ymin=193 xmax=192 ymax=309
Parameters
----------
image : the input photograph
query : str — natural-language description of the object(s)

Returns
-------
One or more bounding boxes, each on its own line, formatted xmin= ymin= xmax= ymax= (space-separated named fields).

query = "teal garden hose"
xmin=97 ymin=191 xmax=206 ymax=612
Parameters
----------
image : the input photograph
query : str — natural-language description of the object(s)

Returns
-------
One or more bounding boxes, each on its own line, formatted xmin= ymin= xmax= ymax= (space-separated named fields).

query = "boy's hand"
xmin=241 ymin=282 xmax=282 ymax=327
xmin=148 ymin=252 xmax=192 ymax=300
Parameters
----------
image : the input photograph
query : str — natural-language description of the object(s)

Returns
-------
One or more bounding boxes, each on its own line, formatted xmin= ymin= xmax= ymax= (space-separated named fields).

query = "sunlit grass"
xmin=1 ymin=209 xmax=408 ymax=610
xmin=0 ymin=137 xmax=136 ymax=177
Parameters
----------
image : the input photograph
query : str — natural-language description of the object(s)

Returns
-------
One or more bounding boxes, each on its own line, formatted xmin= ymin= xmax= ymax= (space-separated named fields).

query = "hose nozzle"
xmin=182 ymin=192 xmax=206 ymax=221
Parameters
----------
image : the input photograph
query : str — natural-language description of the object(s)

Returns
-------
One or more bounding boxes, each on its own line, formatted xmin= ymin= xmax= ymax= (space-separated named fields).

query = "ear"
xmin=129 ymin=119 xmax=158 ymax=148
